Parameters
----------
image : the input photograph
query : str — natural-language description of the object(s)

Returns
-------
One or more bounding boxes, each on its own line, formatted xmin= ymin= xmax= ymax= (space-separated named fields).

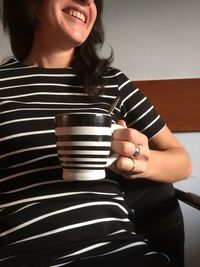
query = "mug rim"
xmin=56 ymin=112 xmax=111 ymax=118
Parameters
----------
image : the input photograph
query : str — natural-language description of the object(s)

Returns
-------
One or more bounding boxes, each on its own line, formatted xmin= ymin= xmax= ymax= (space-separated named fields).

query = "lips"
xmin=62 ymin=8 xmax=87 ymax=23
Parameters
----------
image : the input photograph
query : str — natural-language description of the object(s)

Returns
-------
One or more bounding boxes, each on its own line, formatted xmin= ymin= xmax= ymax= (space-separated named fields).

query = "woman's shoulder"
xmin=0 ymin=57 xmax=17 ymax=66
xmin=104 ymin=66 xmax=124 ymax=76
xmin=104 ymin=66 xmax=134 ymax=89
xmin=104 ymin=66 xmax=132 ymax=83
xmin=0 ymin=58 xmax=20 ymax=73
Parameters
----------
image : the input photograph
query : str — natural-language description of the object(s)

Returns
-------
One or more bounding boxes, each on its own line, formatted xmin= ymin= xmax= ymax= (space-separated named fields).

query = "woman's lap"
xmin=0 ymin=179 xmax=175 ymax=266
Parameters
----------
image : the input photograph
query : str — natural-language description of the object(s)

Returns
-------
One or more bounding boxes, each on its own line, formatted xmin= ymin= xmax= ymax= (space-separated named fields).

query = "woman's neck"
xmin=23 ymin=40 xmax=75 ymax=69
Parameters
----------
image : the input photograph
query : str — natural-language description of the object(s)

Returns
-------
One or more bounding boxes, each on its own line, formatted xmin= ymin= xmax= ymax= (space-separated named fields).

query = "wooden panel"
xmin=134 ymin=78 xmax=200 ymax=132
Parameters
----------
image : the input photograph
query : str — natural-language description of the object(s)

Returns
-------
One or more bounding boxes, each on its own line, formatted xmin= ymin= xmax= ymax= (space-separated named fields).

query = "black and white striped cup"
xmin=55 ymin=113 xmax=122 ymax=181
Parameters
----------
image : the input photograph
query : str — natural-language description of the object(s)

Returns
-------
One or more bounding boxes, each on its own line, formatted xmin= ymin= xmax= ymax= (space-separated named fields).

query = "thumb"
xmin=117 ymin=119 xmax=127 ymax=128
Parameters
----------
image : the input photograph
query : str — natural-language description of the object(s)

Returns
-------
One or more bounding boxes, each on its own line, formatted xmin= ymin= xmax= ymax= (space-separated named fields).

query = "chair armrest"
xmin=175 ymin=188 xmax=200 ymax=210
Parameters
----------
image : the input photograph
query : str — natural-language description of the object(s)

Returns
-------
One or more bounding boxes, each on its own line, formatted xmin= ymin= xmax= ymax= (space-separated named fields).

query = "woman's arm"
xmin=110 ymin=120 xmax=192 ymax=183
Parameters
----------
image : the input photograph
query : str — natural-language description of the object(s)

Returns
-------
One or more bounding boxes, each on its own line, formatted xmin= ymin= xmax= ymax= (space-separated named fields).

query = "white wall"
xmin=103 ymin=1 xmax=200 ymax=267
xmin=103 ymin=0 xmax=200 ymax=80
xmin=0 ymin=26 xmax=11 ymax=62
xmin=0 ymin=1 xmax=200 ymax=266
xmin=174 ymin=133 xmax=200 ymax=267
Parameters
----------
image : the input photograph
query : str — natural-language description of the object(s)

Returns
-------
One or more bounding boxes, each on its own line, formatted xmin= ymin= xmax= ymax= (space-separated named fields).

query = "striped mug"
xmin=55 ymin=113 xmax=122 ymax=181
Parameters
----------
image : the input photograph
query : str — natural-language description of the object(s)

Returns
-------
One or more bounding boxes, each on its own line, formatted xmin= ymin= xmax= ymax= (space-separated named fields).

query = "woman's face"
xmin=34 ymin=0 xmax=97 ymax=49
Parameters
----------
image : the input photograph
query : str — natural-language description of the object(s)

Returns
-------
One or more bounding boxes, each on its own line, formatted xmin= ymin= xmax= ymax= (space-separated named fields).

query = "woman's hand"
xmin=109 ymin=120 xmax=150 ymax=179
xmin=109 ymin=120 xmax=192 ymax=182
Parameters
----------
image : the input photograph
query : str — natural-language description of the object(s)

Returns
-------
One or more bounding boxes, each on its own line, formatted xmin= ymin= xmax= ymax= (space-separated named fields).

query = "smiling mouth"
xmin=62 ymin=8 xmax=87 ymax=23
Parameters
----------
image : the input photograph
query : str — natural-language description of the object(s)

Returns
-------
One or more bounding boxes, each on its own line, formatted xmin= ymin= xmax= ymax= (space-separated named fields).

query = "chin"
xmin=71 ymin=38 xmax=88 ymax=48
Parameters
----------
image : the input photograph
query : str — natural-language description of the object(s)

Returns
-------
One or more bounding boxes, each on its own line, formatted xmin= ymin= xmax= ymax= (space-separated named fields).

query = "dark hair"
xmin=0 ymin=0 xmax=113 ymax=95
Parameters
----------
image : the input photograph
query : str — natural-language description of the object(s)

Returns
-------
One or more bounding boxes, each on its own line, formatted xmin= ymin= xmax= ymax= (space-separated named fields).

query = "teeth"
xmin=69 ymin=9 xmax=86 ymax=23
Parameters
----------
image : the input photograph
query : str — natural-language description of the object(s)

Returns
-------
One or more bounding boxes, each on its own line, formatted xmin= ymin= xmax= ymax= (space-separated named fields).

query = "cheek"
xmin=34 ymin=1 xmax=56 ymax=25
xmin=90 ymin=4 xmax=97 ymax=25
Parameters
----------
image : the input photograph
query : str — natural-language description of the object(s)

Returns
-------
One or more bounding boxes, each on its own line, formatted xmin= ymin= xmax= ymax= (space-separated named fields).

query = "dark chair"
xmin=108 ymin=170 xmax=200 ymax=267
xmin=175 ymin=188 xmax=200 ymax=210
xmin=127 ymin=183 xmax=200 ymax=267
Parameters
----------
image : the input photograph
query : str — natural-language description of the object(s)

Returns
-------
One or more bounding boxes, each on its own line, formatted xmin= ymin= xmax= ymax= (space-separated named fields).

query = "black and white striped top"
xmin=0 ymin=59 xmax=168 ymax=266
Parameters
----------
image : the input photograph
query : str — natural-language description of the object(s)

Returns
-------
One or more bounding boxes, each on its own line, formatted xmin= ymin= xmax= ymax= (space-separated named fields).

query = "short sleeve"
xmin=116 ymin=71 xmax=166 ymax=139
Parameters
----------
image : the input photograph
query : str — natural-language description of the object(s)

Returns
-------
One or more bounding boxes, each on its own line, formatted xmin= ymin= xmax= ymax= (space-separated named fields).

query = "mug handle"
xmin=106 ymin=124 xmax=124 ymax=167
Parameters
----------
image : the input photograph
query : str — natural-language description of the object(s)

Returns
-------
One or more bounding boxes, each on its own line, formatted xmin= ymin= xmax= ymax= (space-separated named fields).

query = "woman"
xmin=0 ymin=0 xmax=192 ymax=266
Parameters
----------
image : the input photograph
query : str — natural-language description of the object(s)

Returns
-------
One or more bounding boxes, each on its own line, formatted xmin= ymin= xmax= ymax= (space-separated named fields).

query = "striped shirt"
xmin=0 ymin=59 xmax=168 ymax=266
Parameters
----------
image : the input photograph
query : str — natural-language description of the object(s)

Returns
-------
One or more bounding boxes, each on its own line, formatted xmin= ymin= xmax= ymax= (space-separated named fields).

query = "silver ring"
xmin=133 ymin=144 xmax=140 ymax=158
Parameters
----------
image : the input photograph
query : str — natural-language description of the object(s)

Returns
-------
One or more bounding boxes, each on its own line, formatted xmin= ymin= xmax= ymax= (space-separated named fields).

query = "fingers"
xmin=113 ymin=126 xmax=148 ymax=145
xmin=111 ymin=129 xmax=148 ymax=159
xmin=115 ymin=155 xmax=149 ymax=174
xmin=115 ymin=156 xmax=136 ymax=173
xmin=111 ymin=140 xmax=135 ymax=157
xmin=117 ymin=119 xmax=127 ymax=127
xmin=111 ymin=123 xmax=150 ymax=177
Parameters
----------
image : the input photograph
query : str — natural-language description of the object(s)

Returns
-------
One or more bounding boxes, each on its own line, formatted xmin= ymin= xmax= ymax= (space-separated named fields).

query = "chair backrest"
xmin=175 ymin=188 xmax=200 ymax=210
